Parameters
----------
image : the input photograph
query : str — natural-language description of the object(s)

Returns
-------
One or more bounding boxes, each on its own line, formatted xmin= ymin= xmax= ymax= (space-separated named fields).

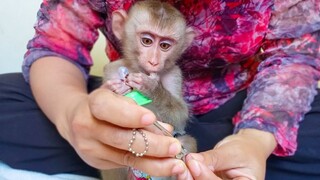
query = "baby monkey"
xmin=102 ymin=0 xmax=196 ymax=179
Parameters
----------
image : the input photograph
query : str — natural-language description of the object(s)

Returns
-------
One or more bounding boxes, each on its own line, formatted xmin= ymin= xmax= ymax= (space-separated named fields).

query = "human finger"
xmin=93 ymin=122 xmax=182 ymax=158
xmin=194 ymin=139 xmax=259 ymax=179
xmin=144 ymin=121 xmax=174 ymax=135
xmin=175 ymin=166 xmax=194 ymax=180
xmin=184 ymin=154 xmax=221 ymax=180
xmin=124 ymin=155 xmax=188 ymax=177
xmin=198 ymin=145 xmax=247 ymax=171
xmin=89 ymin=140 xmax=187 ymax=177
xmin=89 ymin=88 xmax=156 ymax=127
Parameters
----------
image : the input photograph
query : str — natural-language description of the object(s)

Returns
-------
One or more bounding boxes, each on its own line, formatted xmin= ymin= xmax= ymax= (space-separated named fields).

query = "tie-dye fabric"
xmin=23 ymin=0 xmax=320 ymax=156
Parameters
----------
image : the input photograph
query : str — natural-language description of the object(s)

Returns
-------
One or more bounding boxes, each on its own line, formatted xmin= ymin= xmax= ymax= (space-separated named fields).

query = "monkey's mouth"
xmin=142 ymin=67 xmax=159 ymax=75
xmin=146 ymin=70 xmax=160 ymax=75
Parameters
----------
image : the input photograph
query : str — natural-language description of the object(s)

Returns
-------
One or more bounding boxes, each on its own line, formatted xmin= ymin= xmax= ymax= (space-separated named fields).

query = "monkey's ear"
xmin=183 ymin=27 xmax=196 ymax=51
xmin=112 ymin=10 xmax=128 ymax=40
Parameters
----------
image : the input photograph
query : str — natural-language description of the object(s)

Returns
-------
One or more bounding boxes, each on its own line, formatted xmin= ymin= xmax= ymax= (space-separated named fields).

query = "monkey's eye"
xmin=140 ymin=34 xmax=154 ymax=47
xmin=141 ymin=38 xmax=153 ymax=46
xmin=159 ymin=40 xmax=173 ymax=51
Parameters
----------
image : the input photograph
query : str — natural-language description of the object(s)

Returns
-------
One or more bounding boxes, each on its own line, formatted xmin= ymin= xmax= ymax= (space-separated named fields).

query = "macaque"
xmin=101 ymin=0 xmax=196 ymax=179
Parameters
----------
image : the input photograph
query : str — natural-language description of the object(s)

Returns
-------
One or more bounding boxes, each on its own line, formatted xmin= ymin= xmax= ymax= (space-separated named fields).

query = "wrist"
xmin=56 ymin=93 xmax=88 ymax=142
xmin=237 ymin=128 xmax=277 ymax=158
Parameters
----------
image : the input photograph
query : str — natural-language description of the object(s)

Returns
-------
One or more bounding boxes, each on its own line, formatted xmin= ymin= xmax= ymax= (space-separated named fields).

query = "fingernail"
xmin=141 ymin=113 xmax=155 ymax=125
xmin=189 ymin=153 xmax=204 ymax=161
xmin=172 ymin=162 xmax=186 ymax=175
xmin=189 ymin=159 xmax=201 ymax=177
xmin=169 ymin=141 xmax=181 ymax=156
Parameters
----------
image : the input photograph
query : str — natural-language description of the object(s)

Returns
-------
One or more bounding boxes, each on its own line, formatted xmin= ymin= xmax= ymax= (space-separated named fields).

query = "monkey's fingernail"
xmin=169 ymin=141 xmax=181 ymax=156
xmin=141 ymin=113 xmax=155 ymax=125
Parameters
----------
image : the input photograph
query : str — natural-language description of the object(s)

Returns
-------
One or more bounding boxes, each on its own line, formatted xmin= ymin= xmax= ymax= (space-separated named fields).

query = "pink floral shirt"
xmin=23 ymin=0 xmax=320 ymax=156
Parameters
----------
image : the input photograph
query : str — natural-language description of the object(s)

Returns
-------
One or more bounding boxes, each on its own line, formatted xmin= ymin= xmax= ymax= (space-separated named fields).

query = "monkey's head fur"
xmin=112 ymin=0 xmax=195 ymax=75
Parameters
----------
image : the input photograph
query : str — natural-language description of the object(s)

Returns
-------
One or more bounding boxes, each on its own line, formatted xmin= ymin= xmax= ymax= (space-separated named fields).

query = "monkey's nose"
xmin=148 ymin=61 xmax=159 ymax=66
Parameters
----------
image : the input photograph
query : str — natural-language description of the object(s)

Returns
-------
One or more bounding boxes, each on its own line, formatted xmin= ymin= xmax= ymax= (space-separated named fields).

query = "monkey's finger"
xmin=126 ymin=80 xmax=143 ymax=92
xmin=118 ymin=85 xmax=133 ymax=95
xmin=93 ymin=122 xmax=182 ymax=158
xmin=113 ymin=84 xmax=131 ymax=95
xmin=105 ymin=79 xmax=123 ymax=86
xmin=127 ymin=73 xmax=144 ymax=85
xmin=102 ymin=80 xmax=123 ymax=91
xmin=89 ymin=89 xmax=157 ymax=128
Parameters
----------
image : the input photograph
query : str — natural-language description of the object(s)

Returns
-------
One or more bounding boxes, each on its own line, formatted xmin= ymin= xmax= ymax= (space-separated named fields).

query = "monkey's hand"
xmin=126 ymin=72 xmax=160 ymax=95
xmin=102 ymin=79 xmax=132 ymax=95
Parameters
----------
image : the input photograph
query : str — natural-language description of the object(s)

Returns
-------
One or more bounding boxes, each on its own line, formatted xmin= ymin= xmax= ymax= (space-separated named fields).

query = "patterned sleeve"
xmin=22 ymin=0 xmax=106 ymax=82
xmin=233 ymin=0 xmax=320 ymax=156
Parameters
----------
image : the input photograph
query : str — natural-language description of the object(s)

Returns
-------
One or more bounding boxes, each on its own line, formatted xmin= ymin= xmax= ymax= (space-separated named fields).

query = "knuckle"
xmin=110 ymin=131 xmax=127 ymax=147
xmin=150 ymin=136 xmax=171 ymax=156
xmin=89 ymin=93 xmax=102 ymax=110
xmin=76 ymin=142 xmax=92 ymax=154
xmin=89 ymin=91 xmax=111 ymax=117
xmin=123 ymin=151 xmax=137 ymax=167
xmin=71 ymin=117 xmax=89 ymax=134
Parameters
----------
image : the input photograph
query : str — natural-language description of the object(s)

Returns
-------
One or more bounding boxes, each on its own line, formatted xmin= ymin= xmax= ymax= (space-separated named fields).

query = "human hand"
xmin=179 ymin=129 xmax=276 ymax=180
xmin=60 ymin=88 xmax=188 ymax=177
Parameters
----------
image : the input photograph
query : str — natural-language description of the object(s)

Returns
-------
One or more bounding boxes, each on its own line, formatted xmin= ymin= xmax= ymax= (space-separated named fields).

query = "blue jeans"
xmin=0 ymin=73 xmax=100 ymax=178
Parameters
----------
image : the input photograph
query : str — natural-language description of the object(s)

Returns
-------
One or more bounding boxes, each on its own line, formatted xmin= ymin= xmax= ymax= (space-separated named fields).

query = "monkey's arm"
xmin=127 ymin=66 xmax=189 ymax=132
xmin=151 ymin=67 xmax=189 ymax=132
xmin=102 ymin=60 xmax=126 ymax=81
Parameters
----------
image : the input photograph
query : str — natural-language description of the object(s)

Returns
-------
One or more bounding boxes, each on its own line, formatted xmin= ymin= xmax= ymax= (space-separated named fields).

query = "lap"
xmin=186 ymin=89 xmax=320 ymax=179
xmin=0 ymin=73 xmax=101 ymax=177
xmin=2 ymin=73 xmax=320 ymax=179
xmin=266 ymin=92 xmax=320 ymax=179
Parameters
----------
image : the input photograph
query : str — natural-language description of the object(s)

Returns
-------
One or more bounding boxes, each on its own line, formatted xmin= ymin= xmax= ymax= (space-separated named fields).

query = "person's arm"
xmin=29 ymin=56 xmax=179 ymax=171
xmin=23 ymin=0 xmax=105 ymax=82
xmin=183 ymin=1 xmax=320 ymax=179
xmin=233 ymin=0 xmax=320 ymax=156
xmin=29 ymin=57 xmax=88 ymax=141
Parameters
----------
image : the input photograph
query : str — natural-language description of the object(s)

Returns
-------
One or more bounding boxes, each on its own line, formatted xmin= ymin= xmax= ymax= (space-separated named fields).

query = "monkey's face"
xmin=135 ymin=30 xmax=177 ymax=74
xmin=112 ymin=2 xmax=195 ymax=74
